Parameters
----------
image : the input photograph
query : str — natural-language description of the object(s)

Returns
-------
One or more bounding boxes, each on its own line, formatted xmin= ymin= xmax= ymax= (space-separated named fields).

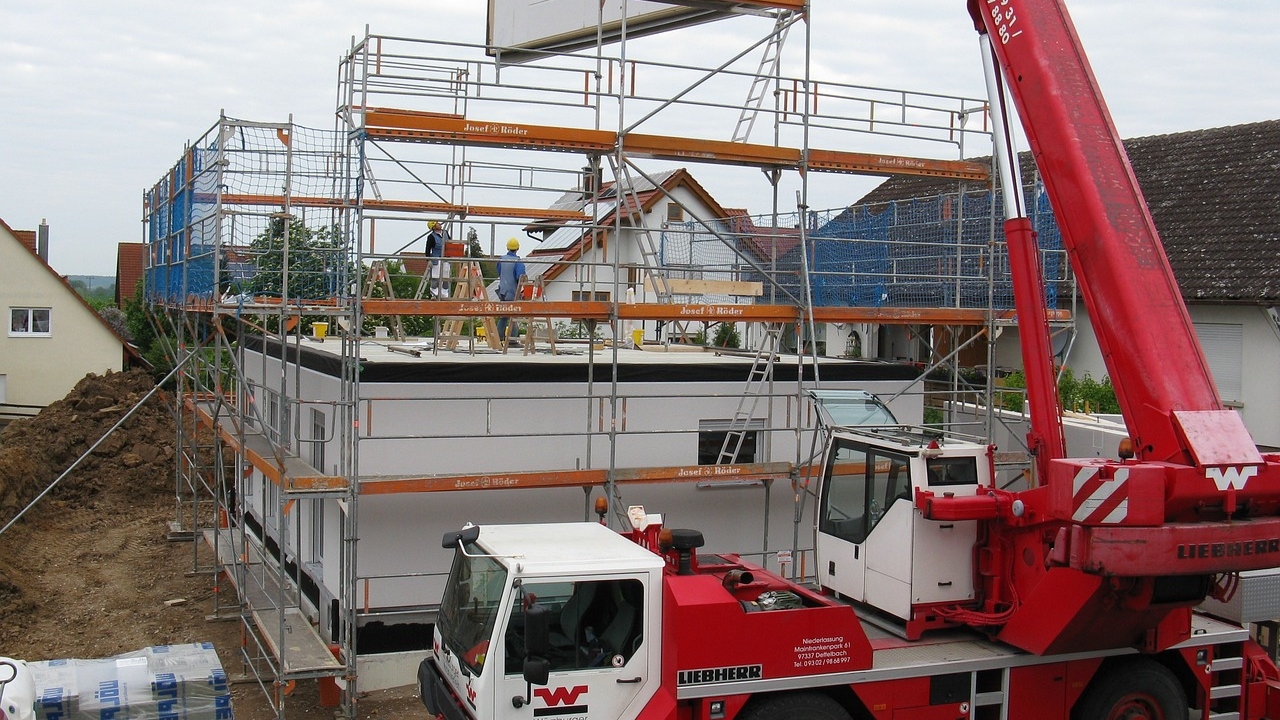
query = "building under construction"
xmin=140 ymin=4 xmax=1075 ymax=719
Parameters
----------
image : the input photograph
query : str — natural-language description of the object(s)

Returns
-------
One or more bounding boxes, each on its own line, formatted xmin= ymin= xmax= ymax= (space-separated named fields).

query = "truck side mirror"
xmin=442 ymin=525 xmax=480 ymax=549
xmin=524 ymin=603 xmax=550 ymax=657
xmin=522 ymin=657 xmax=550 ymax=687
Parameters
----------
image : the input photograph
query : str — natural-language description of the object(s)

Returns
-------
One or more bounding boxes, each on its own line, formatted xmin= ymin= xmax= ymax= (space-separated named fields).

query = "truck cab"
xmin=420 ymin=522 xmax=665 ymax=720
xmin=816 ymin=427 xmax=990 ymax=636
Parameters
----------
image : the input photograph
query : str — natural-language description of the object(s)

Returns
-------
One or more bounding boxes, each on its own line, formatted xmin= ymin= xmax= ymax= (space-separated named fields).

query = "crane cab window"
xmin=926 ymin=456 xmax=979 ymax=486
xmin=819 ymin=439 xmax=911 ymax=544
xmin=506 ymin=579 xmax=644 ymax=674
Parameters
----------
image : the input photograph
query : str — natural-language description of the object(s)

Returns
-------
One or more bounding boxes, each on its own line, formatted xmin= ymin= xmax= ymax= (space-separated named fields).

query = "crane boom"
xmin=967 ymin=0 xmax=1227 ymax=466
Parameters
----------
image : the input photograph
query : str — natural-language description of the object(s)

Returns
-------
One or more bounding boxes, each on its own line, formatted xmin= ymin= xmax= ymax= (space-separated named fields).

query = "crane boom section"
xmin=967 ymin=0 xmax=1222 ymax=465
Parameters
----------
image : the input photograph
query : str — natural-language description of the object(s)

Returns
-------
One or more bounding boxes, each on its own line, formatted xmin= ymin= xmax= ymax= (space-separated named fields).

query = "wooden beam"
xmin=644 ymin=278 xmax=765 ymax=296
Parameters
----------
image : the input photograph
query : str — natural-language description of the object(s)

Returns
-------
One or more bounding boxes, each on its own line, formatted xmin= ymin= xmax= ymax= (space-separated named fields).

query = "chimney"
xmin=37 ymin=218 xmax=49 ymax=263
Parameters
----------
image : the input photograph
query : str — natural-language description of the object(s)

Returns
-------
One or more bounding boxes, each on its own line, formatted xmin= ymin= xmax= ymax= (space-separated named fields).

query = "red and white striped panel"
xmin=1072 ymin=466 xmax=1130 ymax=524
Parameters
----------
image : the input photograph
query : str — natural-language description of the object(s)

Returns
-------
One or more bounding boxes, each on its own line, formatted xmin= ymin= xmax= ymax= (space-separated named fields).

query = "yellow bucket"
xmin=313 ymin=322 xmax=329 ymax=339
xmin=631 ymin=328 xmax=643 ymax=347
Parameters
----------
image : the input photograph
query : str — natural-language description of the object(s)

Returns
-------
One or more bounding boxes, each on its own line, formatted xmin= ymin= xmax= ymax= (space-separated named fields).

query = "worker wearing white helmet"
xmin=496 ymin=238 xmax=527 ymax=345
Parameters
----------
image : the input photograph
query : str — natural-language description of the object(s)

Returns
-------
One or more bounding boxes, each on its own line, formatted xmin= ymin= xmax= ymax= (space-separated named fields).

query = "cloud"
xmin=1 ymin=1 xmax=1276 ymax=275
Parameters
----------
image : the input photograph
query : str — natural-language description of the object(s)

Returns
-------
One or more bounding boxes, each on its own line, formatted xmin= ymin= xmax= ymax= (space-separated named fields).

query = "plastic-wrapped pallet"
xmin=27 ymin=643 xmax=232 ymax=720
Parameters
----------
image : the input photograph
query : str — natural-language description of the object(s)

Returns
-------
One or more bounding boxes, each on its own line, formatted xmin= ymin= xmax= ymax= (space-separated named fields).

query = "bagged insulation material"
xmin=27 ymin=643 xmax=232 ymax=720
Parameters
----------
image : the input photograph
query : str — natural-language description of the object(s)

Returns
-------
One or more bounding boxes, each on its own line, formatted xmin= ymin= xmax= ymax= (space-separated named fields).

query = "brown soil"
xmin=0 ymin=370 xmax=417 ymax=720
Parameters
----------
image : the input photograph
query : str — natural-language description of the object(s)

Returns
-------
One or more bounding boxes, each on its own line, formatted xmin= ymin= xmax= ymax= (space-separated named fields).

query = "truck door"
xmin=498 ymin=577 xmax=652 ymax=720
xmin=816 ymin=437 xmax=913 ymax=607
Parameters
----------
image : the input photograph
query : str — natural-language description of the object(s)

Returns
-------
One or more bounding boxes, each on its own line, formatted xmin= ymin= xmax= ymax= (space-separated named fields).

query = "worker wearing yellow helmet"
xmin=424 ymin=220 xmax=449 ymax=298
xmin=496 ymin=238 xmax=527 ymax=345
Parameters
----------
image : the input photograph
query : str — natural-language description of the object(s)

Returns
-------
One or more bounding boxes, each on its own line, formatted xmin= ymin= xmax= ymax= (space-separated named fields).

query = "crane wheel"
xmin=737 ymin=692 xmax=851 ymax=720
xmin=1071 ymin=658 xmax=1186 ymax=720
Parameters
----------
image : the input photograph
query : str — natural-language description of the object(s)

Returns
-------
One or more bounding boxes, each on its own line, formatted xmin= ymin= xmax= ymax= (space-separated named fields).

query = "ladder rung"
xmin=1210 ymin=656 xmax=1244 ymax=671
xmin=1210 ymin=684 xmax=1242 ymax=700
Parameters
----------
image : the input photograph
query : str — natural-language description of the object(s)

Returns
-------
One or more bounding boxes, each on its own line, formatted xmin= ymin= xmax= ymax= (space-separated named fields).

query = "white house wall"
xmin=994 ymin=303 xmax=1280 ymax=449
xmin=240 ymin=345 xmax=917 ymax=610
xmin=0 ymin=233 xmax=124 ymax=407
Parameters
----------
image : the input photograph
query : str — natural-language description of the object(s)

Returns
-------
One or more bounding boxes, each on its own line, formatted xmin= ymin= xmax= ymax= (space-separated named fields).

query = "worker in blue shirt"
xmin=424 ymin=220 xmax=449 ymax=298
xmin=496 ymin=238 xmax=527 ymax=345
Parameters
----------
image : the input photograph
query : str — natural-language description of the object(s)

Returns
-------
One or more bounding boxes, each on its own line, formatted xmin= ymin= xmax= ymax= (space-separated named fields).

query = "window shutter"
xmin=1193 ymin=322 xmax=1243 ymax=403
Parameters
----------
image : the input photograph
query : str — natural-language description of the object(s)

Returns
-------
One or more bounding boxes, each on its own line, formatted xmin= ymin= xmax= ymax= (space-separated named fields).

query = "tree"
xmin=244 ymin=215 xmax=348 ymax=300
xmin=124 ymin=280 xmax=173 ymax=379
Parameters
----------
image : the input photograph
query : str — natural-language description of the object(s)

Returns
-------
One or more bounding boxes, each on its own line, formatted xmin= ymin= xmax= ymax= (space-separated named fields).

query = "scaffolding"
xmin=142 ymin=6 xmax=1076 ymax=720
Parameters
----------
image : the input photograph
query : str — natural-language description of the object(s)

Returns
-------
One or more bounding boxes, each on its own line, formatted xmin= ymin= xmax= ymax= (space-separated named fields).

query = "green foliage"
xmin=124 ymin=281 xmax=174 ymax=380
xmin=997 ymin=368 xmax=1120 ymax=415
xmin=244 ymin=216 xmax=347 ymax=300
xmin=362 ymin=259 xmax=435 ymax=337
xmin=554 ymin=320 xmax=603 ymax=340
xmin=711 ymin=322 xmax=741 ymax=349
xmin=1058 ymin=368 xmax=1121 ymax=414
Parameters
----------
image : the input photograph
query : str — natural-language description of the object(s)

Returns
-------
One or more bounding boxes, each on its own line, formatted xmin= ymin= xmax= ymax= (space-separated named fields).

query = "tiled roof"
xmin=115 ymin=242 xmax=146 ymax=305
xmin=854 ymin=120 xmax=1280 ymax=303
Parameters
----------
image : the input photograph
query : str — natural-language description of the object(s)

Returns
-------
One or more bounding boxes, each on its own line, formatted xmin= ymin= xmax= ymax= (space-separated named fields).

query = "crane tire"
xmin=737 ymin=692 xmax=851 ymax=720
xmin=1071 ymin=658 xmax=1186 ymax=720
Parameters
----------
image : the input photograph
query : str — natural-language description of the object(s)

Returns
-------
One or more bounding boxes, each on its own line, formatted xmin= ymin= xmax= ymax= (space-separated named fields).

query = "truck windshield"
xmin=437 ymin=551 xmax=508 ymax=676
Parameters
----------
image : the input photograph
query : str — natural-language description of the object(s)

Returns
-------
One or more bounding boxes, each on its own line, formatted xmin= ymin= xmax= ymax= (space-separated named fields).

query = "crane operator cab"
xmin=815 ymin=426 xmax=991 ymax=638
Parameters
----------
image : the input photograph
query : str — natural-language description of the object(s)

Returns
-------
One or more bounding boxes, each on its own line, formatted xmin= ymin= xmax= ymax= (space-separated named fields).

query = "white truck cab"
xmin=421 ymin=522 xmax=665 ymax=720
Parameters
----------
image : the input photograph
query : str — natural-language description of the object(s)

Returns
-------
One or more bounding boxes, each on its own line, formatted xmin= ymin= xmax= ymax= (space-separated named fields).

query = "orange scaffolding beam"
xmin=362 ymin=109 xmax=990 ymax=181
xmin=359 ymin=461 xmax=794 ymax=495
xmin=218 ymin=193 xmax=588 ymax=221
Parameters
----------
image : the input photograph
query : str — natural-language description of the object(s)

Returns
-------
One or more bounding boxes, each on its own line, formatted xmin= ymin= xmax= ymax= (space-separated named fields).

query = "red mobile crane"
xmin=418 ymin=1 xmax=1280 ymax=718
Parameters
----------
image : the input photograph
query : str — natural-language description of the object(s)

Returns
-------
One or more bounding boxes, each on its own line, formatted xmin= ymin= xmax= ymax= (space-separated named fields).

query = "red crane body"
xmin=957 ymin=0 xmax=1280 ymax=655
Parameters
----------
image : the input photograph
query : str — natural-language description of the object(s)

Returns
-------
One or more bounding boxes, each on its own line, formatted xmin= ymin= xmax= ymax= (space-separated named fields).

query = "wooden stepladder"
xmin=439 ymin=261 xmax=502 ymax=352
xmin=509 ymin=278 xmax=557 ymax=355
xmin=364 ymin=260 xmax=405 ymax=340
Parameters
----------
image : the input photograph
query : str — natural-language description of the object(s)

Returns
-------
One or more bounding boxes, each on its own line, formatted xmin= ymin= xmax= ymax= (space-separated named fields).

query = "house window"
xmin=310 ymin=499 xmax=324 ymax=563
xmin=9 ymin=308 xmax=52 ymax=336
xmin=697 ymin=419 xmax=763 ymax=465
xmin=310 ymin=409 xmax=326 ymax=472
xmin=571 ymin=291 xmax=611 ymax=302
xmin=666 ymin=203 xmax=684 ymax=222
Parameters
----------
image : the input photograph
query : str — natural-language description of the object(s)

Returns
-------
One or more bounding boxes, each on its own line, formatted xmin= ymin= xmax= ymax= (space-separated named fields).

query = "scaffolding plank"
xmin=665 ymin=0 xmax=807 ymax=9
xmin=362 ymin=299 xmax=615 ymax=319
xmin=359 ymin=462 xmax=793 ymax=494
xmin=359 ymin=299 xmax=1065 ymax=326
xmin=187 ymin=398 xmax=349 ymax=493
xmin=251 ymin=607 xmax=343 ymax=675
xmin=363 ymin=112 xmax=990 ymax=181
xmin=365 ymin=111 xmax=616 ymax=153
xmin=204 ymin=532 xmax=341 ymax=676
xmin=218 ymin=193 xmax=587 ymax=222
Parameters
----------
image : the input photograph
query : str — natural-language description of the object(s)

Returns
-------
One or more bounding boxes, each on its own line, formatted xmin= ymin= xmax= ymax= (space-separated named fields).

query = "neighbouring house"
xmin=844 ymin=119 xmax=1280 ymax=448
xmin=521 ymin=167 xmax=763 ymax=343
xmin=0 ymin=218 xmax=135 ymax=408
xmin=115 ymin=242 xmax=147 ymax=306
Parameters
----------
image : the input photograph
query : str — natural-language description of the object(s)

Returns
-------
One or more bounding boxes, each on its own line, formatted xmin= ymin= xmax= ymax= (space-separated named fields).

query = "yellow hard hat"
xmin=428 ymin=220 xmax=440 ymax=230
xmin=507 ymin=238 xmax=520 ymax=251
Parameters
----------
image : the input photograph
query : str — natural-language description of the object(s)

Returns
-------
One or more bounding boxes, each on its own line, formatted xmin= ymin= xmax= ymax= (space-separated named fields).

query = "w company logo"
xmin=532 ymin=686 xmax=588 ymax=717
xmin=1207 ymin=466 xmax=1259 ymax=492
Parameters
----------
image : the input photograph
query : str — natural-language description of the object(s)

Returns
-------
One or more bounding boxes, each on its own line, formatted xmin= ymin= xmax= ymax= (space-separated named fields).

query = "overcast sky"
xmin=2 ymin=1 xmax=1277 ymax=276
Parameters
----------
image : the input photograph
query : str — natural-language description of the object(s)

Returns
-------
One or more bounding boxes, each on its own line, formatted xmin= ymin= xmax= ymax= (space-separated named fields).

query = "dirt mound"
xmin=0 ymin=368 xmax=173 ymax=521
xmin=0 ymin=368 xmax=178 ymax=624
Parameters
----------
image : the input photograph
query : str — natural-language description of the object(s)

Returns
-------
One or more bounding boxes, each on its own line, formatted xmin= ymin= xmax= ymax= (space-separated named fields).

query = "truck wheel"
xmin=1072 ymin=659 xmax=1186 ymax=720
xmin=738 ymin=692 xmax=851 ymax=720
